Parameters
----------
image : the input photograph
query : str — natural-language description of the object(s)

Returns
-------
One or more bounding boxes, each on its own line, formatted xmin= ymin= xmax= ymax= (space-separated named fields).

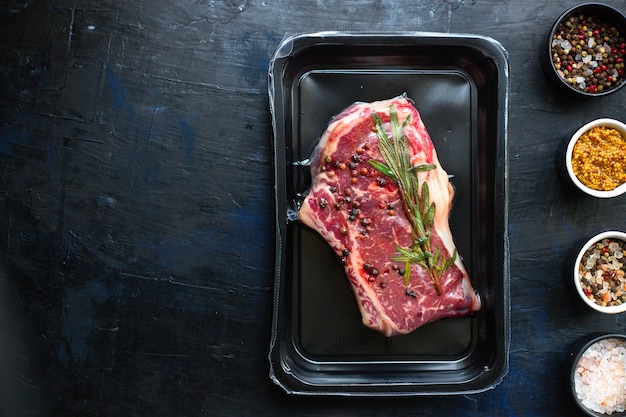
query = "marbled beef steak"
xmin=298 ymin=96 xmax=481 ymax=337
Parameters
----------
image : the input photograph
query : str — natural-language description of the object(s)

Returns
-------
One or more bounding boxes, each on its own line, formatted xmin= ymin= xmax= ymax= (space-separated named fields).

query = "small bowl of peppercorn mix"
xmin=573 ymin=231 xmax=626 ymax=314
xmin=547 ymin=3 xmax=626 ymax=96
xmin=565 ymin=118 xmax=626 ymax=198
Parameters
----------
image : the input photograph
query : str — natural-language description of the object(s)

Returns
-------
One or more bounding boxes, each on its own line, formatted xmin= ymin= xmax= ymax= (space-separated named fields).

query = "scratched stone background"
xmin=1 ymin=0 xmax=626 ymax=416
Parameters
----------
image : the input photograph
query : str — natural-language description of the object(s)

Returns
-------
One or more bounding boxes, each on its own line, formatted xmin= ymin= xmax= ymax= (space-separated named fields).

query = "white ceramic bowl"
xmin=574 ymin=231 xmax=626 ymax=314
xmin=565 ymin=118 xmax=626 ymax=198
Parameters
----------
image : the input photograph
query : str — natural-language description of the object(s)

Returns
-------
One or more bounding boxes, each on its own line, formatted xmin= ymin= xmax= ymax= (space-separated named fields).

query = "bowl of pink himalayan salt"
xmin=567 ymin=333 xmax=626 ymax=416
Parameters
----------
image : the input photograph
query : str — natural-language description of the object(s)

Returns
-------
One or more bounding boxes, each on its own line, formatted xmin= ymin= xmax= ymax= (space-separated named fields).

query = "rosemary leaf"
xmin=419 ymin=182 xmax=430 ymax=214
xmin=369 ymin=160 xmax=396 ymax=180
xmin=443 ymin=249 xmax=457 ymax=270
xmin=404 ymin=261 xmax=411 ymax=286
xmin=432 ymin=246 xmax=442 ymax=269
xmin=423 ymin=202 xmax=436 ymax=230
xmin=411 ymin=163 xmax=436 ymax=172
xmin=391 ymin=248 xmax=430 ymax=264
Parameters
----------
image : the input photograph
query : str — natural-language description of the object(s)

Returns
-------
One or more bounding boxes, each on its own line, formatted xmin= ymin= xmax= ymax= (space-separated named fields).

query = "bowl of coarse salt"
xmin=567 ymin=333 xmax=626 ymax=416
xmin=574 ymin=231 xmax=626 ymax=313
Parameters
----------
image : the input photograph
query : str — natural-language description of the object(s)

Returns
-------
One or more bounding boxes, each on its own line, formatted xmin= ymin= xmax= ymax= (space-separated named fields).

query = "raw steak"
xmin=298 ymin=96 xmax=481 ymax=337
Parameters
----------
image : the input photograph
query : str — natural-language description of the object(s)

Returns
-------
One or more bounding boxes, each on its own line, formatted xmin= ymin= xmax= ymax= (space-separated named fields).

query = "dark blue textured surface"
xmin=1 ymin=0 xmax=626 ymax=416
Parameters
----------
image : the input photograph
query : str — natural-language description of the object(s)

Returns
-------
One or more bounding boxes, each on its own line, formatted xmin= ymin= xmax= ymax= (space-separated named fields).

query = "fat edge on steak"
xmin=298 ymin=96 xmax=481 ymax=337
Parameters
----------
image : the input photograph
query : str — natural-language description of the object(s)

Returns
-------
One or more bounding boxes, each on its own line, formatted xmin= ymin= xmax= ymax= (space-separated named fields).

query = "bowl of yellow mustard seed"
xmin=566 ymin=118 xmax=626 ymax=198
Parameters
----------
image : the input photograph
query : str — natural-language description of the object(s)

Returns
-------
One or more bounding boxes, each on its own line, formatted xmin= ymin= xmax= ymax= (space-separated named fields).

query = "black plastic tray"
xmin=269 ymin=32 xmax=510 ymax=396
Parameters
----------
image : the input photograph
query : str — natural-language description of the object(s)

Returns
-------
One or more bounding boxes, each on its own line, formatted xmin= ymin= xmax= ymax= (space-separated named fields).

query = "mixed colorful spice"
xmin=551 ymin=12 xmax=625 ymax=93
xmin=578 ymin=238 xmax=626 ymax=307
xmin=571 ymin=126 xmax=626 ymax=191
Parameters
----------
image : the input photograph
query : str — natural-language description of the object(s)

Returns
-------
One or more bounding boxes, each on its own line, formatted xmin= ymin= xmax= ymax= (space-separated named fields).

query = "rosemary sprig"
xmin=370 ymin=105 xmax=456 ymax=295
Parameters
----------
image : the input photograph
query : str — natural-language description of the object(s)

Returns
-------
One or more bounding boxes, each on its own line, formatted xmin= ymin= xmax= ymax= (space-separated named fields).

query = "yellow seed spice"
xmin=571 ymin=126 xmax=626 ymax=191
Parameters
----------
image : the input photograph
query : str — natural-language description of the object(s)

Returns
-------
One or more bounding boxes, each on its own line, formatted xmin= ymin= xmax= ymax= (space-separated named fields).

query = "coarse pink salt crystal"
xmin=574 ymin=338 xmax=626 ymax=414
